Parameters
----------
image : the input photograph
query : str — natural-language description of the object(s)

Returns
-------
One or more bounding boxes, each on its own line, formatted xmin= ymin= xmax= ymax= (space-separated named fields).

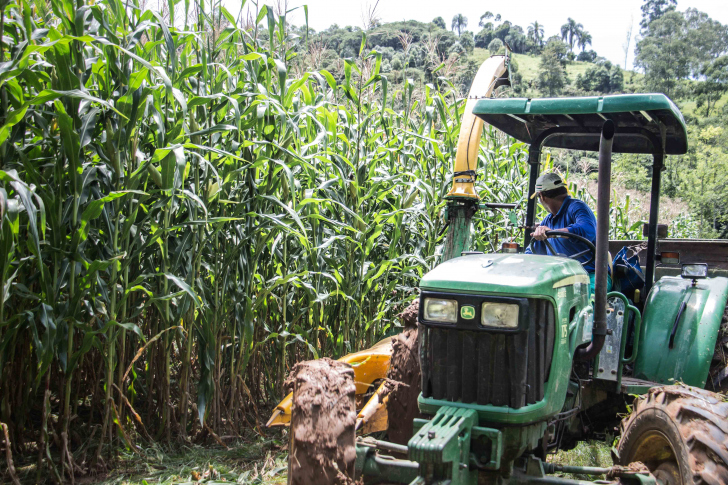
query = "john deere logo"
xmin=461 ymin=306 xmax=475 ymax=320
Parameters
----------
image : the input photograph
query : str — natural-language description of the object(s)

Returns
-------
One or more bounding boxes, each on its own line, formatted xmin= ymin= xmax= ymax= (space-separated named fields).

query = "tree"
xmin=694 ymin=56 xmax=728 ymax=116
xmin=576 ymin=59 xmax=624 ymax=93
xmin=474 ymin=26 xmax=495 ymax=48
xmin=684 ymin=8 xmax=728 ymax=77
xmin=577 ymin=50 xmax=598 ymax=63
xmin=494 ymin=14 xmax=501 ymax=22
xmin=451 ymin=14 xmax=468 ymax=36
xmin=448 ymin=42 xmax=466 ymax=57
xmin=640 ymin=0 xmax=677 ymax=32
xmin=488 ymin=38 xmax=504 ymax=54
xmin=432 ymin=16 xmax=446 ymax=30
xmin=577 ymin=31 xmax=592 ymax=52
xmin=460 ymin=31 xmax=475 ymax=53
xmin=560 ymin=18 xmax=584 ymax=52
xmin=634 ymin=11 xmax=691 ymax=97
xmin=479 ymin=12 xmax=493 ymax=27
xmin=537 ymin=38 xmax=569 ymax=96
xmin=505 ymin=26 xmax=528 ymax=53
xmin=528 ymin=21 xmax=545 ymax=47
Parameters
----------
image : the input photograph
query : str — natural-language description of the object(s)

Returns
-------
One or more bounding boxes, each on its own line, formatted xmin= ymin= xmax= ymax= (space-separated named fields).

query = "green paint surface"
xmin=635 ymin=275 xmax=728 ymax=387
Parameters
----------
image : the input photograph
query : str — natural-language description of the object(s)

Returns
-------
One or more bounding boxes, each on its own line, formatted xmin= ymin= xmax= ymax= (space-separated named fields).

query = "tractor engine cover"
xmin=416 ymin=253 xmax=592 ymax=421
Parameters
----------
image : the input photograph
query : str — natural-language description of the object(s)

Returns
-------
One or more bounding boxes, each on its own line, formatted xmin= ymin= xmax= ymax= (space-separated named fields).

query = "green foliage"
xmin=528 ymin=21 xmax=545 ymax=49
xmin=560 ymin=18 xmax=585 ymax=53
xmin=635 ymin=7 xmax=727 ymax=99
xmin=694 ymin=56 xmax=728 ymax=116
xmin=479 ymin=12 xmax=494 ymax=27
xmin=577 ymin=50 xmax=598 ymax=63
xmin=460 ymin=31 xmax=475 ymax=53
xmin=0 ymin=0 xmax=534 ymax=474
xmin=576 ymin=60 xmax=624 ymax=93
xmin=665 ymin=125 xmax=728 ymax=238
xmin=640 ymin=0 xmax=677 ymax=31
xmin=488 ymin=38 xmax=504 ymax=54
xmin=451 ymin=14 xmax=468 ymax=36
xmin=635 ymin=11 xmax=691 ymax=97
xmin=537 ymin=38 xmax=569 ymax=96
xmin=432 ymin=16 xmax=446 ymax=30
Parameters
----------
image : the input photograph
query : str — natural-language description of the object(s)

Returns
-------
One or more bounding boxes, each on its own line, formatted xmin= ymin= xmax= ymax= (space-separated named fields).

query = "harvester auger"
xmin=269 ymin=55 xmax=728 ymax=485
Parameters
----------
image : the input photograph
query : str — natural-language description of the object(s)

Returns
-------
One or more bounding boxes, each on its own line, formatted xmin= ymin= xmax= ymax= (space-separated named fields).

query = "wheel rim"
xmin=627 ymin=430 xmax=682 ymax=485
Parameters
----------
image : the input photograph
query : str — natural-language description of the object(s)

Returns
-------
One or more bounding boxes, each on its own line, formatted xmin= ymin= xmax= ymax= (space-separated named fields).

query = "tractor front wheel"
xmin=617 ymin=385 xmax=728 ymax=485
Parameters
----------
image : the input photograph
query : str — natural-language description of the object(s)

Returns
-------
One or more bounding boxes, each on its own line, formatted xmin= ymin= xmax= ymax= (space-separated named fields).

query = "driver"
xmin=525 ymin=172 xmax=609 ymax=295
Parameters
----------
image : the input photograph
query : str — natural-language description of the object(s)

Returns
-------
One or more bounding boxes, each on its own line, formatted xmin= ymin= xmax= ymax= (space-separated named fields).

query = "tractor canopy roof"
xmin=472 ymin=94 xmax=688 ymax=155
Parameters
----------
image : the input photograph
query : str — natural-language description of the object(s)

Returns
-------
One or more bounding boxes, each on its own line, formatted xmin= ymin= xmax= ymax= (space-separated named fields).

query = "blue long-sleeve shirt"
xmin=525 ymin=197 xmax=597 ymax=273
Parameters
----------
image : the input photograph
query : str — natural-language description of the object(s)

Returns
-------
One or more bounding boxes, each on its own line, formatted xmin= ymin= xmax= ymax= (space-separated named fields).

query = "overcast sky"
xmin=233 ymin=0 xmax=727 ymax=70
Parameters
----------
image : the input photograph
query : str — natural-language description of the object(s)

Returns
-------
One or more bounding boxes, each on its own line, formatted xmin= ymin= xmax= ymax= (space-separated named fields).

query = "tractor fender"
xmin=633 ymin=276 xmax=728 ymax=388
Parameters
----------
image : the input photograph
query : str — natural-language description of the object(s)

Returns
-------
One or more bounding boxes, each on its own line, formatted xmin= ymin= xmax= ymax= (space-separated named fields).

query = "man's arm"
xmin=564 ymin=202 xmax=597 ymax=241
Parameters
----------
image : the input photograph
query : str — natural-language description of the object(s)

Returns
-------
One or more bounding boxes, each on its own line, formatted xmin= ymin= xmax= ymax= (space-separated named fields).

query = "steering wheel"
xmin=528 ymin=230 xmax=597 ymax=267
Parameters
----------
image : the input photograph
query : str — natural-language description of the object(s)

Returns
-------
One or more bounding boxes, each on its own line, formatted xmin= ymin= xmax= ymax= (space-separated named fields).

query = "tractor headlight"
xmin=481 ymin=302 xmax=519 ymax=329
xmin=423 ymin=298 xmax=458 ymax=323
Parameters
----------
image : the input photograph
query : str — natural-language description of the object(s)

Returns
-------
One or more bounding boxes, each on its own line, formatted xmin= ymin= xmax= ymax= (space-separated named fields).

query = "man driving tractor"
xmin=525 ymin=172 xmax=611 ymax=295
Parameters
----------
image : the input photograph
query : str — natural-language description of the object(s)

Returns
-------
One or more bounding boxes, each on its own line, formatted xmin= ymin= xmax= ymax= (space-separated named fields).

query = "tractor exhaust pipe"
xmin=576 ymin=120 xmax=614 ymax=361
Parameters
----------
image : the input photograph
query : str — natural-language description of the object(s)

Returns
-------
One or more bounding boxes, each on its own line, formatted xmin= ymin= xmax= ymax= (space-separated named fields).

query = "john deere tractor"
xmin=269 ymin=55 xmax=728 ymax=485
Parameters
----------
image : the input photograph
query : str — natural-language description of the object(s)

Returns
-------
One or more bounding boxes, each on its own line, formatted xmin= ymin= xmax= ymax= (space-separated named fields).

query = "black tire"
xmin=617 ymin=385 xmax=728 ymax=485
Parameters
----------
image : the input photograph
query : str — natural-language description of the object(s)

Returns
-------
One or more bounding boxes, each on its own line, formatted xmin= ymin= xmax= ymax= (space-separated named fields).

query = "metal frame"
xmin=524 ymin=126 xmax=666 ymax=297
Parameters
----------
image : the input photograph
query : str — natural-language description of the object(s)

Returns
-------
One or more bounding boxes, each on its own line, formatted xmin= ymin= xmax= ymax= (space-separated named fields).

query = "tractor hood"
xmin=420 ymin=253 xmax=588 ymax=297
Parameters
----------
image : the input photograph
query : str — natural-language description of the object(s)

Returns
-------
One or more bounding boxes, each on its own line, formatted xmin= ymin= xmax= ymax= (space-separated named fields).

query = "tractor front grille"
xmin=419 ymin=298 xmax=555 ymax=409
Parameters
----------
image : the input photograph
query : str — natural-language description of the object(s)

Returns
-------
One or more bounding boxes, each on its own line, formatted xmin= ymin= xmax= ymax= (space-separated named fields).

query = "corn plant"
xmin=0 ymin=0 xmax=638 ymax=479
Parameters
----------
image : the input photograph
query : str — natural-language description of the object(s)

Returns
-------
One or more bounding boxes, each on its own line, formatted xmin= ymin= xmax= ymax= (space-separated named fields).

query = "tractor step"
xmin=620 ymin=377 xmax=661 ymax=395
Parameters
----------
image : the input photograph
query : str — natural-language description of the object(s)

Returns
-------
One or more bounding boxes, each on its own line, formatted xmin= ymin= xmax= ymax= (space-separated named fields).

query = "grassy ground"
xmin=97 ymin=439 xmax=288 ymax=485
xmin=549 ymin=440 xmax=613 ymax=481
xmin=10 ymin=434 xmax=289 ymax=485
xmin=74 ymin=435 xmax=610 ymax=484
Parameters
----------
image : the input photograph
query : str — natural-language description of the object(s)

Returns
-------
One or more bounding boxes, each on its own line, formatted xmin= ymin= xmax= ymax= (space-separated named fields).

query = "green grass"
xmin=548 ymin=440 xmax=613 ymax=481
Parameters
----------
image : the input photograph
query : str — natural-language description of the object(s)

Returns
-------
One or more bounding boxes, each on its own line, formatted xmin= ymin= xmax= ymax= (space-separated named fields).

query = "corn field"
xmin=0 ymin=0 xmax=663 ymax=481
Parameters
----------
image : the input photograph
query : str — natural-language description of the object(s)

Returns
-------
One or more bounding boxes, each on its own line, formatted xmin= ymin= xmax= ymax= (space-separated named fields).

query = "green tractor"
xmin=281 ymin=57 xmax=728 ymax=485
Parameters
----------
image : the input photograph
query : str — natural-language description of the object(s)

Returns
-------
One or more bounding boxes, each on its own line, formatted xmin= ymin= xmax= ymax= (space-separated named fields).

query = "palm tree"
xmin=577 ymin=31 xmax=592 ymax=52
xmin=479 ymin=11 xmax=493 ymax=27
xmin=451 ymin=14 xmax=468 ymax=36
xmin=560 ymin=17 xmax=583 ymax=52
xmin=528 ymin=21 xmax=545 ymax=47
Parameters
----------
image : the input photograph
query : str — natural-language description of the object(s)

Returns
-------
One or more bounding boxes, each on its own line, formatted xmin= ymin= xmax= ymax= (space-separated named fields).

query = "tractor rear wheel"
xmin=617 ymin=385 xmax=728 ymax=485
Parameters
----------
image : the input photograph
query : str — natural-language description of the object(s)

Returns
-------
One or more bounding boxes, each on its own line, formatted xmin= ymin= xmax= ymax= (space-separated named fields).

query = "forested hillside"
xmin=302 ymin=1 xmax=728 ymax=237
xmin=0 ymin=0 xmax=725 ymax=482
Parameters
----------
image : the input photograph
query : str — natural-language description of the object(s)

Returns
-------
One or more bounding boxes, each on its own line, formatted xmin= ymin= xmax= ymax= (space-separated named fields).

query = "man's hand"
xmin=530 ymin=225 xmax=549 ymax=241
xmin=531 ymin=226 xmax=568 ymax=241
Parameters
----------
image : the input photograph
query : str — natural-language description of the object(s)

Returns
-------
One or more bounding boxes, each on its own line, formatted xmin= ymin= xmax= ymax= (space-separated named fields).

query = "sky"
xmin=234 ymin=0 xmax=728 ymax=70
